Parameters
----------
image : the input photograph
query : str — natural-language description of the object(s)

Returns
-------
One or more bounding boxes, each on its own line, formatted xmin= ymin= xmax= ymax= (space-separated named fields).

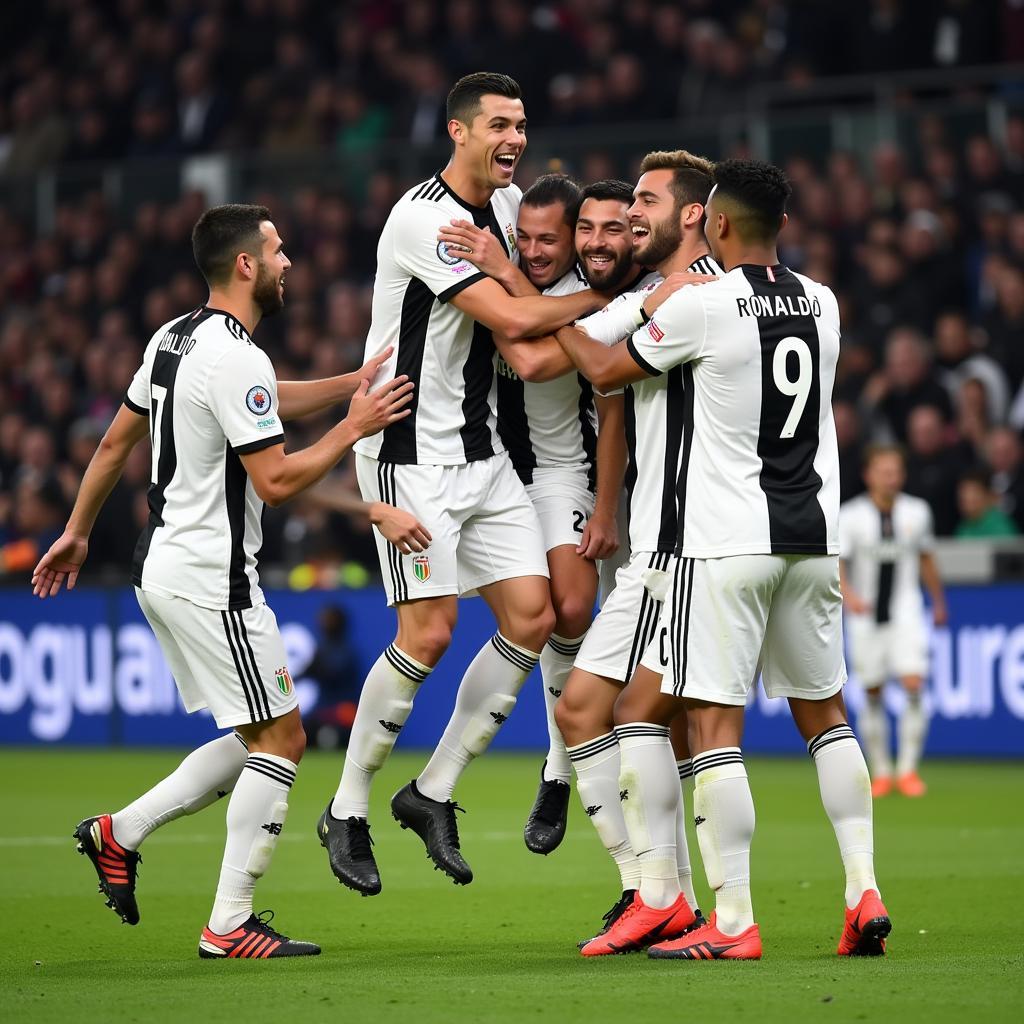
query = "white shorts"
xmin=136 ymin=588 xmax=297 ymax=728
xmin=845 ymin=615 xmax=928 ymax=686
xmin=357 ymin=453 xmax=549 ymax=606
xmin=574 ymin=551 xmax=673 ymax=683
xmin=641 ymin=554 xmax=847 ymax=706
xmin=525 ymin=466 xmax=595 ymax=552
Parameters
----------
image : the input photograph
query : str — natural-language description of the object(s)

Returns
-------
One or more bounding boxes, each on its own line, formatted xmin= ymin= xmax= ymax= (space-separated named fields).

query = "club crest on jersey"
xmin=274 ymin=666 xmax=293 ymax=695
xmin=436 ymin=240 xmax=465 ymax=266
xmin=246 ymin=385 xmax=270 ymax=414
xmin=647 ymin=320 xmax=665 ymax=343
xmin=412 ymin=555 xmax=431 ymax=582
xmin=505 ymin=222 xmax=516 ymax=251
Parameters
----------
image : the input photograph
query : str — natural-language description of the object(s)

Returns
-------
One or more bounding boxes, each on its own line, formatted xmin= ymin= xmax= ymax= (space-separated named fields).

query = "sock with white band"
xmin=674 ymin=757 xmax=698 ymax=909
xmin=896 ymin=689 xmax=928 ymax=778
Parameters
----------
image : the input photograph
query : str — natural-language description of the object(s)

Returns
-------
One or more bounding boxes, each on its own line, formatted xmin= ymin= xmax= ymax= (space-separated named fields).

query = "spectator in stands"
xmin=955 ymin=468 xmax=1020 ymax=538
xmin=904 ymin=404 xmax=965 ymax=535
xmin=934 ymin=309 xmax=1010 ymax=424
xmin=985 ymin=426 xmax=1024 ymax=532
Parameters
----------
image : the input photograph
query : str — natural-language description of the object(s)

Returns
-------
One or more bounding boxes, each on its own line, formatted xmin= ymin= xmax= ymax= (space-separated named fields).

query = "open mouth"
xmin=631 ymin=225 xmax=650 ymax=242
xmin=584 ymin=252 xmax=614 ymax=270
xmin=494 ymin=153 xmax=517 ymax=172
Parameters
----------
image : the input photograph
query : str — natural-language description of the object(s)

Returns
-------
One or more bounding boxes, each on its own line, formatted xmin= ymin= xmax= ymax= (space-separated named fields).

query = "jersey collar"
xmin=203 ymin=306 xmax=253 ymax=344
xmin=433 ymin=172 xmax=492 ymax=216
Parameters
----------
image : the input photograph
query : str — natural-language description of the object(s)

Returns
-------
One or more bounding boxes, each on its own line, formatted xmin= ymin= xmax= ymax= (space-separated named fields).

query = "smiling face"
xmin=628 ymin=169 xmax=687 ymax=267
xmin=252 ymin=220 xmax=291 ymax=316
xmin=452 ymin=93 xmax=527 ymax=191
xmin=517 ymin=202 xmax=574 ymax=289
xmin=575 ymin=196 xmax=633 ymax=292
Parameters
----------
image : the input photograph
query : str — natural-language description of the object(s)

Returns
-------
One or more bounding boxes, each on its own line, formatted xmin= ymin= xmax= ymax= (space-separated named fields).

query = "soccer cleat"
xmin=896 ymin=772 xmax=926 ymax=797
xmin=391 ymin=781 xmax=473 ymax=885
xmin=316 ymin=803 xmax=381 ymax=896
xmin=198 ymin=910 xmax=320 ymax=959
xmin=73 ymin=814 xmax=141 ymax=925
xmin=523 ymin=762 xmax=571 ymax=855
xmin=871 ymin=776 xmax=893 ymax=798
xmin=648 ymin=911 xmax=762 ymax=960
xmin=577 ymin=889 xmax=638 ymax=949
xmin=580 ymin=891 xmax=697 ymax=956
xmin=837 ymin=889 xmax=891 ymax=956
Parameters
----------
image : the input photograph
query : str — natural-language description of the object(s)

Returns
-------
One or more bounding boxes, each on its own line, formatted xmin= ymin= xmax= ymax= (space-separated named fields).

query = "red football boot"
xmin=648 ymin=911 xmax=762 ymax=960
xmin=580 ymin=891 xmax=697 ymax=956
xmin=837 ymin=889 xmax=891 ymax=956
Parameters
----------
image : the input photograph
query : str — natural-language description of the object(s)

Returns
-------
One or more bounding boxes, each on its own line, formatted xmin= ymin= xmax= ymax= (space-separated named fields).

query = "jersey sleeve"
xmin=206 ymin=346 xmax=285 ymax=454
xmin=124 ymin=358 xmax=150 ymax=416
xmin=577 ymin=292 xmax=646 ymax=347
xmin=918 ymin=503 xmax=936 ymax=553
xmin=626 ymin=286 xmax=707 ymax=377
xmin=392 ymin=202 xmax=486 ymax=303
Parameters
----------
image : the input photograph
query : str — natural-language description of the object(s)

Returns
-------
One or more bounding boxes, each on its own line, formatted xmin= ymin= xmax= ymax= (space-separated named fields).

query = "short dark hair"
xmin=192 ymin=204 xmax=271 ymax=286
xmin=521 ymin=174 xmax=581 ymax=227
xmin=862 ymin=442 xmax=906 ymax=469
xmin=959 ymin=467 xmax=994 ymax=491
xmin=638 ymin=150 xmax=715 ymax=211
xmin=446 ymin=72 xmax=521 ymax=124
xmin=712 ymin=159 xmax=792 ymax=241
xmin=571 ymin=178 xmax=634 ymax=224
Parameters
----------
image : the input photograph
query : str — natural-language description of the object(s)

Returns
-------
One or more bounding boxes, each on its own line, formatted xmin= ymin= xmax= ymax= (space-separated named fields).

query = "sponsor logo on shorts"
xmin=275 ymin=666 xmax=293 ymax=695
xmin=647 ymin=320 xmax=664 ymax=343
xmin=413 ymin=555 xmax=431 ymax=582
xmin=246 ymin=385 xmax=271 ymax=414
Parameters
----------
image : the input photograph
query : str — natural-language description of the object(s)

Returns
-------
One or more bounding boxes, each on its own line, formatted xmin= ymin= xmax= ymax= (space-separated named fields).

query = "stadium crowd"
xmin=2 ymin=1 xmax=1024 ymax=582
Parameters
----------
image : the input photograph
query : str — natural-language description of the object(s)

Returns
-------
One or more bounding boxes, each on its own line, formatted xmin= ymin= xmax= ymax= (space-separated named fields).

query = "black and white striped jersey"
xmin=125 ymin=307 xmax=284 ymax=610
xmin=839 ymin=493 xmax=933 ymax=624
xmin=577 ymin=257 xmax=721 ymax=553
xmin=496 ymin=264 xmax=597 ymax=486
xmin=353 ymin=173 xmax=522 ymax=465
xmin=628 ymin=263 xmax=841 ymax=557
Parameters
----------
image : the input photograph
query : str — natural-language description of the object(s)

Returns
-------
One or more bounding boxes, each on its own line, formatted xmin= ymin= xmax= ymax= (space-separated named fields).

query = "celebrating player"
xmin=839 ymin=444 xmax=947 ymax=797
xmin=32 ymin=204 xmax=413 ymax=958
xmin=561 ymin=159 xmax=889 ymax=961
xmin=438 ymin=175 xmax=641 ymax=853
xmin=546 ymin=151 xmax=720 ymax=951
xmin=319 ymin=73 xmax=602 ymax=895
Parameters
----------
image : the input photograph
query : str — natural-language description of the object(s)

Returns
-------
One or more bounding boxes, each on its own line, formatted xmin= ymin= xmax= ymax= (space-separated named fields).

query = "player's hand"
xmin=932 ymin=601 xmax=948 ymax=627
xmin=843 ymin=592 xmax=871 ymax=615
xmin=437 ymin=220 xmax=511 ymax=280
xmin=345 ymin=376 xmax=414 ymax=438
xmin=577 ymin=509 xmax=619 ymax=560
xmin=641 ymin=271 xmax=718 ymax=317
xmin=370 ymin=502 xmax=432 ymax=554
xmin=354 ymin=345 xmax=394 ymax=388
xmin=32 ymin=532 xmax=89 ymax=598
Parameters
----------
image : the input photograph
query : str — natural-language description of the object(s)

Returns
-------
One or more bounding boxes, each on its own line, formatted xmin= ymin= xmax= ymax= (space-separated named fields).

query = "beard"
xmin=637 ymin=213 xmax=683 ymax=268
xmin=582 ymin=248 xmax=634 ymax=292
xmin=253 ymin=260 xmax=284 ymax=316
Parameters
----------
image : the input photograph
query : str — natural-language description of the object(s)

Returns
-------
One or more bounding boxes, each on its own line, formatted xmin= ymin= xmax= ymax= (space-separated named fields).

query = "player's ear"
xmin=683 ymin=202 xmax=704 ymax=227
xmin=236 ymin=251 xmax=256 ymax=281
xmin=779 ymin=212 xmax=789 ymax=233
xmin=448 ymin=118 xmax=464 ymax=146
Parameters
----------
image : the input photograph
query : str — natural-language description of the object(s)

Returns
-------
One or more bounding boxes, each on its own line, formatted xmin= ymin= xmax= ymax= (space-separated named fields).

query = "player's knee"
xmin=612 ymin=686 xmax=639 ymax=727
xmin=404 ymin=624 xmax=452 ymax=666
xmin=552 ymin=595 xmax=593 ymax=640
xmin=281 ymin=721 xmax=306 ymax=765
xmin=515 ymin=599 xmax=555 ymax=651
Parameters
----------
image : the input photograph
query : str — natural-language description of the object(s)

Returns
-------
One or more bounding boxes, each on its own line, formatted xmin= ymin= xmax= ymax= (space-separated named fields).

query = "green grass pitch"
xmin=4 ymin=749 xmax=1022 ymax=1023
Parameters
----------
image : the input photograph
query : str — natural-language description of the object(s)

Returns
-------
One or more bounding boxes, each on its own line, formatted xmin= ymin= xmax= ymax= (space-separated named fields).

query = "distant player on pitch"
xmin=839 ymin=444 xmax=947 ymax=797
xmin=33 ymin=204 xmax=413 ymax=958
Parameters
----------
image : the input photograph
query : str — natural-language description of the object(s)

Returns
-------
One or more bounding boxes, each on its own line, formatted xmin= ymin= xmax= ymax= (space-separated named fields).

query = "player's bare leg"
xmin=200 ymin=708 xmax=320 ymax=959
xmin=895 ymin=674 xmax=928 ymax=796
xmin=525 ymin=544 xmax=598 ymax=854
xmin=669 ymin=711 xmax=698 ymax=906
xmin=789 ymin=692 xmax=889 ymax=956
xmin=321 ymin=597 xmax=454 ymax=895
xmin=580 ymin=669 xmax=698 ymax=956
xmin=393 ymin=575 xmax=554 ymax=883
xmin=858 ymin=683 xmax=894 ymax=797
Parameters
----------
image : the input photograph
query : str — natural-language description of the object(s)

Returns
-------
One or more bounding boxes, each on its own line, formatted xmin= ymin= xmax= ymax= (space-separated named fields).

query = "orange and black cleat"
xmin=73 ymin=814 xmax=141 ymax=925
xmin=648 ymin=911 xmax=762 ymax=960
xmin=580 ymin=891 xmax=698 ymax=956
xmin=837 ymin=889 xmax=891 ymax=956
xmin=198 ymin=910 xmax=321 ymax=959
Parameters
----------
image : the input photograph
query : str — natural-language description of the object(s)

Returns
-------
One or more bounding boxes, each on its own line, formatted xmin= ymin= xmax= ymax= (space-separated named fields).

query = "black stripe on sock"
xmin=547 ymin=635 xmax=585 ymax=656
xmin=567 ymin=732 xmax=619 ymax=761
xmin=692 ymin=750 xmax=745 ymax=775
xmin=807 ymin=723 xmax=857 ymax=758
xmin=677 ymin=759 xmax=693 ymax=780
xmin=222 ymin=611 xmax=260 ymax=723
xmin=614 ymin=724 xmax=670 ymax=739
xmin=246 ymin=754 xmax=296 ymax=783
xmin=491 ymin=634 xmax=539 ymax=673
xmin=244 ymin=759 xmax=296 ymax=788
xmin=384 ymin=644 xmax=430 ymax=682
xmin=233 ymin=732 xmax=249 ymax=749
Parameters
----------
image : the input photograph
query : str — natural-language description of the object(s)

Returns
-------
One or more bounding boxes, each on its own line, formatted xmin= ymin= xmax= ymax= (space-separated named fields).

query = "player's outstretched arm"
xmin=493 ymin=332 xmax=574 ymax=382
xmin=555 ymin=324 xmax=650 ymax=393
xmin=32 ymin=403 xmax=150 ymax=598
xmin=578 ymin=393 xmax=625 ymax=560
xmin=240 ymin=376 xmax=413 ymax=507
xmin=452 ymin=276 xmax=602 ymax=340
xmin=276 ymin=346 xmax=395 ymax=420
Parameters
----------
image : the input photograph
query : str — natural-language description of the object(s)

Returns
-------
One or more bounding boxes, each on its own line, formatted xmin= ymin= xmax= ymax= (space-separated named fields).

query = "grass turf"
xmin=3 ymin=749 xmax=1022 ymax=1023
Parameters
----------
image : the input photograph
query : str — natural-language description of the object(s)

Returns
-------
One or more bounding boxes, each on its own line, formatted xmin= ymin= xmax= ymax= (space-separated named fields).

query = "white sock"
xmin=675 ymin=758 xmax=698 ymax=909
xmin=417 ymin=634 xmax=539 ymax=802
xmin=208 ymin=753 xmax=297 ymax=935
xmin=858 ymin=690 xmax=892 ymax=779
xmin=332 ymin=644 xmax=431 ymax=819
xmin=616 ymin=724 xmax=682 ymax=909
xmin=111 ymin=733 xmax=248 ymax=850
xmin=539 ymin=634 xmax=583 ymax=783
xmin=808 ymin=724 xmax=878 ymax=908
xmin=896 ymin=690 xmax=929 ymax=777
xmin=568 ymin=732 xmax=641 ymax=891
xmin=692 ymin=748 xmax=755 ymax=936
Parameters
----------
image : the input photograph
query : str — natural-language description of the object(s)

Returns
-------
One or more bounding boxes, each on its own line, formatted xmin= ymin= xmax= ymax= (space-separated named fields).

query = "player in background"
xmin=320 ymin=73 xmax=603 ymax=896
xmin=543 ymin=151 xmax=720 ymax=951
xmin=438 ymin=175 xmax=640 ymax=853
xmin=560 ymin=160 xmax=888 ymax=961
xmin=839 ymin=444 xmax=947 ymax=797
xmin=32 ymin=205 xmax=413 ymax=958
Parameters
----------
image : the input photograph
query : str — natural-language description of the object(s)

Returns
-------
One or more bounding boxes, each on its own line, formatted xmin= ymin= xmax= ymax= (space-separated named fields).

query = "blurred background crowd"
xmin=2 ymin=0 xmax=1024 ymax=586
